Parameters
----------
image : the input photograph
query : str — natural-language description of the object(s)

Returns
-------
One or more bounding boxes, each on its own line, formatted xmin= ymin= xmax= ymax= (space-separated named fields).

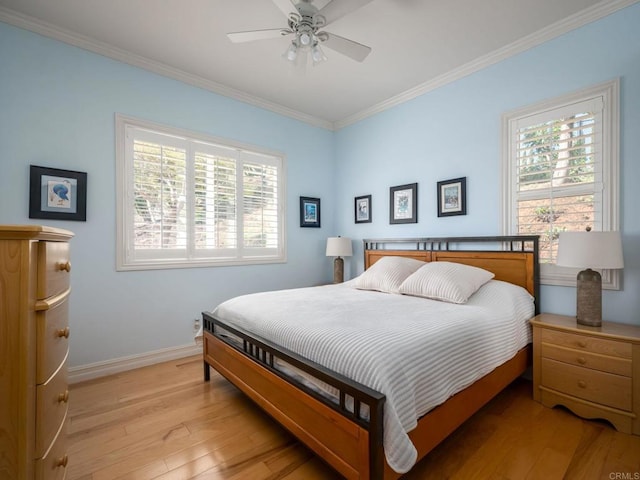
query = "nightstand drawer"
xmin=542 ymin=358 xmax=632 ymax=411
xmin=541 ymin=329 xmax=631 ymax=359
xmin=36 ymin=356 xmax=69 ymax=458
xmin=541 ymin=343 xmax=632 ymax=377
xmin=35 ymin=414 xmax=68 ymax=480
xmin=37 ymin=241 xmax=71 ymax=299
xmin=36 ymin=291 xmax=70 ymax=384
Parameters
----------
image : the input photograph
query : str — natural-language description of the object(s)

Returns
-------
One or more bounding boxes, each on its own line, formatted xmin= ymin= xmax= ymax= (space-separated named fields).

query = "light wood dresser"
xmin=0 ymin=225 xmax=74 ymax=480
xmin=531 ymin=313 xmax=640 ymax=435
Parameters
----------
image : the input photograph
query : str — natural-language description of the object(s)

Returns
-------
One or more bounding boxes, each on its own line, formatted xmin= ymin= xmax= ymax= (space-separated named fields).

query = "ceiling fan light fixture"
xmin=298 ymin=31 xmax=312 ymax=46
xmin=311 ymin=43 xmax=327 ymax=65
xmin=283 ymin=42 xmax=298 ymax=62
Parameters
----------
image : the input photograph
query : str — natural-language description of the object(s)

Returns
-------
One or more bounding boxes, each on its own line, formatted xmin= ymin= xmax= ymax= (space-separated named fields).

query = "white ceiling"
xmin=0 ymin=0 xmax=634 ymax=129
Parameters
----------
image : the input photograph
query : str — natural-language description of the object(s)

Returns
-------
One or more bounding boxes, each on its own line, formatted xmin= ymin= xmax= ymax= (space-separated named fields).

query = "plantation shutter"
xmin=241 ymin=151 xmax=280 ymax=254
xmin=513 ymin=97 xmax=603 ymax=264
xmin=193 ymin=143 xmax=238 ymax=255
xmin=130 ymin=128 xmax=188 ymax=260
xmin=118 ymin=116 xmax=285 ymax=270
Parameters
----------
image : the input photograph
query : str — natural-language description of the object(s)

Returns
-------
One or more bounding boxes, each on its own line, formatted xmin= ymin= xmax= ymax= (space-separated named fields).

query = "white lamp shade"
xmin=326 ymin=237 xmax=352 ymax=257
xmin=556 ymin=231 xmax=624 ymax=269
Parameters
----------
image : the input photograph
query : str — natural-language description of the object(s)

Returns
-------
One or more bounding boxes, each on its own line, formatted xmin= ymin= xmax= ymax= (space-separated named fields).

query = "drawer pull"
xmin=577 ymin=340 xmax=587 ymax=348
xmin=57 ymin=261 xmax=72 ymax=272
xmin=577 ymin=357 xmax=587 ymax=365
xmin=58 ymin=390 xmax=70 ymax=403
xmin=56 ymin=454 xmax=69 ymax=468
xmin=577 ymin=380 xmax=587 ymax=389
xmin=56 ymin=327 xmax=70 ymax=339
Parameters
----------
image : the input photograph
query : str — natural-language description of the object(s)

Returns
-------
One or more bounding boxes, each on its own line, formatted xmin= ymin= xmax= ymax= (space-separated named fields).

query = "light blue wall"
xmin=334 ymin=3 xmax=640 ymax=326
xmin=0 ymin=23 xmax=335 ymax=367
xmin=1 ymin=3 xmax=639 ymax=370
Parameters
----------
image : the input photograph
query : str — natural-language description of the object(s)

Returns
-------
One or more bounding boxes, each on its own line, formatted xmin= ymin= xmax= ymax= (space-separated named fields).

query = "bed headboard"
xmin=363 ymin=236 xmax=540 ymax=313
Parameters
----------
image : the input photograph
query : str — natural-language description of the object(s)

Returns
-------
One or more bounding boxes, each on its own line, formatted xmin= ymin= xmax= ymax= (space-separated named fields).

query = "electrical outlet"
xmin=193 ymin=317 xmax=201 ymax=333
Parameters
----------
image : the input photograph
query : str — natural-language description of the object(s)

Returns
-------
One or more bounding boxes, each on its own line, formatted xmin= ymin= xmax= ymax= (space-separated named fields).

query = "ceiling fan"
xmin=227 ymin=0 xmax=373 ymax=66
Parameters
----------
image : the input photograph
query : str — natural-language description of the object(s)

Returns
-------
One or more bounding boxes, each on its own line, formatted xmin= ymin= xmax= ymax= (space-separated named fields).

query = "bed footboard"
xmin=202 ymin=313 xmax=386 ymax=480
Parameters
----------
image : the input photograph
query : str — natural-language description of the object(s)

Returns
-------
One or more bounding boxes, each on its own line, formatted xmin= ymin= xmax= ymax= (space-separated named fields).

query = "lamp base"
xmin=576 ymin=268 xmax=602 ymax=327
xmin=333 ymin=257 xmax=344 ymax=284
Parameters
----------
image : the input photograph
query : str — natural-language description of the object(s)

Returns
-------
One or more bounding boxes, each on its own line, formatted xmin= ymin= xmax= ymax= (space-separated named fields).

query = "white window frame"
xmin=501 ymin=79 xmax=620 ymax=288
xmin=115 ymin=114 xmax=287 ymax=271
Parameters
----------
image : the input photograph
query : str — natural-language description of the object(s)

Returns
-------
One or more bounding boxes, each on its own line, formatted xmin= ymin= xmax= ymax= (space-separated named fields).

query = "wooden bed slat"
xmin=431 ymin=251 xmax=535 ymax=296
xmin=365 ymin=250 xmax=432 ymax=267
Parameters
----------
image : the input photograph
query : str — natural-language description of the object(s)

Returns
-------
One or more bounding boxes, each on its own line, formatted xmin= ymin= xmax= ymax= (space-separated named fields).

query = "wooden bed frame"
xmin=202 ymin=235 xmax=539 ymax=479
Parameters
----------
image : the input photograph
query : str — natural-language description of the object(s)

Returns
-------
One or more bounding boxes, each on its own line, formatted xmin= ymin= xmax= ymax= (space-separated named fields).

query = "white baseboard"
xmin=68 ymin=343 xmax=202 ymax=384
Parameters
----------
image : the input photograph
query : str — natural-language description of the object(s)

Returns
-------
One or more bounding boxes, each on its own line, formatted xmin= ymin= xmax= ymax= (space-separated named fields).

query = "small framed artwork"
xmin=389 ymin=183 xmax=417 ymax=224
xmin=29 ymin=165 xmax=87 ymax=221
xmin=437 ymin=177 xmax=467 ymax=217
xmin=300 ymin=196 xmax=321 ymax=228
xmin=354 ymin=194 xmax=372 ymax=224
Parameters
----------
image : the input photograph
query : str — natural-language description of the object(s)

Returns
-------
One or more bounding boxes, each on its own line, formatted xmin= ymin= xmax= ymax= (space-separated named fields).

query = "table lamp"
xmin=326 ymin=236 xmax=352 ymax=283
xmin=556 ymin=230 xmax=624 ymax=327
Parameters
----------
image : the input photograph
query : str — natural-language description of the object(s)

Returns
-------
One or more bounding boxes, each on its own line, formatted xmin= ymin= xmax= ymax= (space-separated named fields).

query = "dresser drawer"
xmin=37 ymin=241 xmax=71 ymax=299
xmin=541 ymin=329 xmax=631 ymax=359
xmin=36 ymin=291 xmax=70 ymax=384
xmin=36 ymin=356 xmax=69 ymax=458
xmin=36 ymin=414 xmax=68 ymax=480
xmin=541 ymin=343 xmax=632 ymax=377
xmin=542 ymin=358 xmax=632 ymax=411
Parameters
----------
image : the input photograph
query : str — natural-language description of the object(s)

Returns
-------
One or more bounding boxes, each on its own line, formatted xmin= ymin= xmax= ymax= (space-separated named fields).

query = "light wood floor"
xmin=67 ymin=355 xmax=640 ymax=480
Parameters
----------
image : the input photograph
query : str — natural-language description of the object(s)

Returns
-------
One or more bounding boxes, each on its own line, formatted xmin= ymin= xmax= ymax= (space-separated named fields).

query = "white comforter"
xmin=212 ymin=280 xmax=534 ymax=473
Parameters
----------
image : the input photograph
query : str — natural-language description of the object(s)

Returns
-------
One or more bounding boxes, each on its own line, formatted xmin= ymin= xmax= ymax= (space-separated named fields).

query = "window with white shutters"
xmin=502 ymin=80 xmax=619 ymax=288
xmin=116 ymin=115 xmax=286 ymax=270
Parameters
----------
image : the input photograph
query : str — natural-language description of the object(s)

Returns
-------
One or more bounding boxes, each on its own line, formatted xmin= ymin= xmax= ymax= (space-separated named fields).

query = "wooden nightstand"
xmin=530 ymin=313 xmax=640 ymax=435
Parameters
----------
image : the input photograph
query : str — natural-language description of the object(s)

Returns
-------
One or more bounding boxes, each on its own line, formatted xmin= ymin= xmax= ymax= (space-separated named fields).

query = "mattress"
xmin=211 ymin=279 xmax=534 ymax=473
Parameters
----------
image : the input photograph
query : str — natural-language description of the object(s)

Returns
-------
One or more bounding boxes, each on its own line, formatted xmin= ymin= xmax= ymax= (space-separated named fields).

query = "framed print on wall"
xmin=354 ymin=194 xmax=372 ymax=224
xmin=300 ymin=196 xmax=321 ymax=228
xmin=389 ymin=183 xmax=417 ymax=224
xmin=437 ymin=176 xmax=466 ymax=217
xmin=29 ymin=165 xmax=87 ymax=221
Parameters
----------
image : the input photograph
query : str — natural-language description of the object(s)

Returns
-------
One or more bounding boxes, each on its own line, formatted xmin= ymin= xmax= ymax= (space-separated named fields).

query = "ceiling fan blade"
xmin=270 ymin=0 xmax=297 ymax=17
xmin=227 ymin=29 xmax=289 ymax=43
xmin=322 ymin=32 xmax=371 ymax=62
xmin=316 ymin=0 xmax=373 ymax=26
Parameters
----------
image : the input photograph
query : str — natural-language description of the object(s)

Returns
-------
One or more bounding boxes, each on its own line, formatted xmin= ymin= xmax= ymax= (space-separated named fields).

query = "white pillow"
xmin=399 ymin=261 xmax=495 ymax=304
xmin=353 ymin=256 xmax=426 ymax=294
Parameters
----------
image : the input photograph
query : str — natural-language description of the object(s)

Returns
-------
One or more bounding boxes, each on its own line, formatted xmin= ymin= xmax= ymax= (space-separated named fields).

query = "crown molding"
xmin=0 ymin=6 xmax=334 ymax=131
xmin=334 ymin=0 xmax=639 ymax=130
